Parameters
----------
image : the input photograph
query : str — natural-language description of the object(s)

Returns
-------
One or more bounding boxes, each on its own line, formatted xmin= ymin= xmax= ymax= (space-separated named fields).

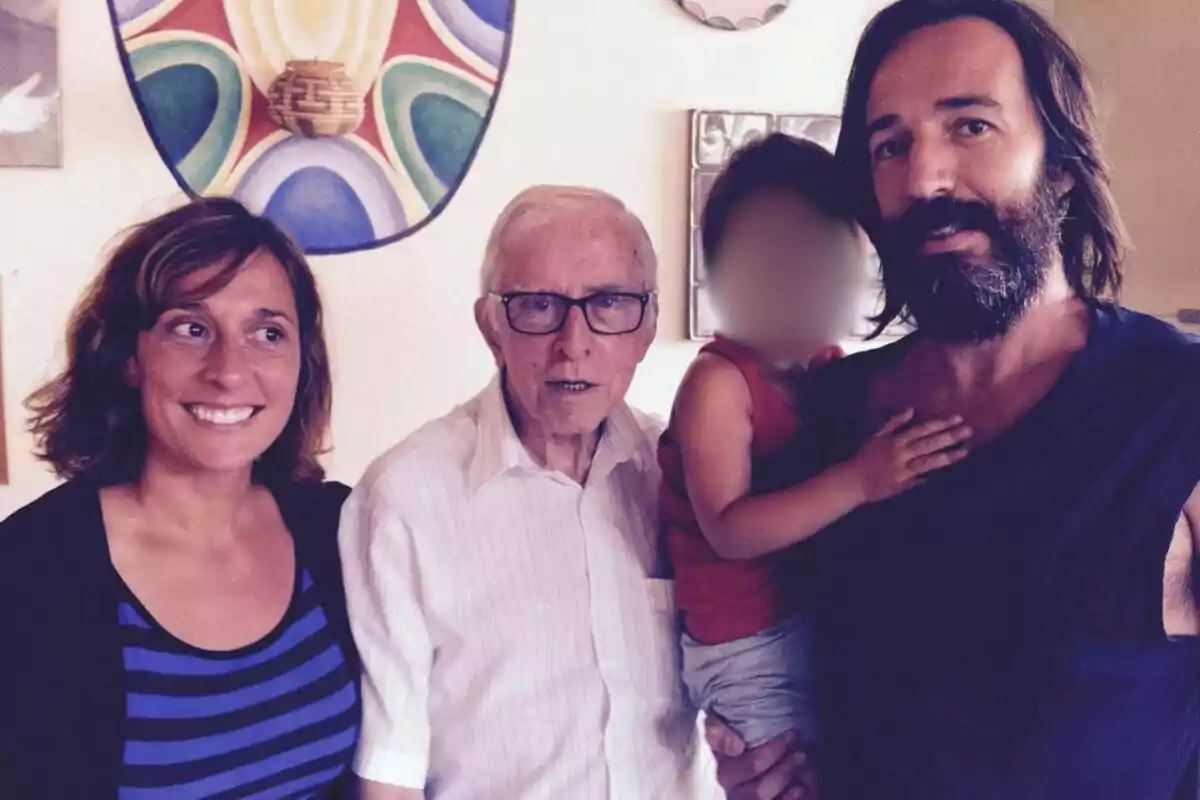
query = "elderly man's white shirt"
xmin=340 ymin=376 xmax=717 ymax=799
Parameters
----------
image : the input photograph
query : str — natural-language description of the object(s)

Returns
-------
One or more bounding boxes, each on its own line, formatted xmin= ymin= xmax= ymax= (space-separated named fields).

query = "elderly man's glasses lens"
xmin=492 ymin=291 xmax=652 ymax=335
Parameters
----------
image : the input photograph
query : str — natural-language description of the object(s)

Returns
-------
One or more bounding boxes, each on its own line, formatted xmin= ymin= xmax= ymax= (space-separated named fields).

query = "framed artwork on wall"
xmin=686 ymin=109 xmax=911 ymax=344
xmin=689 ymin=282 xmax=719 ymax=340
xmin=690 ymin=228 xmax=707 ymax=284
xmin=776 ymin=114 xmax=841 ymax=152
xmin=0 ymin=0 xmax=62 ymax=168
xmin=106 ymin=0 xmax=515 ymax=254
xmin=694 ymin=110 xmax=772 ymax=165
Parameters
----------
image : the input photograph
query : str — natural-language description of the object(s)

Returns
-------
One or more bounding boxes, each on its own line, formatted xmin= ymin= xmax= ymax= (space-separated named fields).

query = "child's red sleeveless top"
xmin=659 ymin=336 xmax=840 ymax=644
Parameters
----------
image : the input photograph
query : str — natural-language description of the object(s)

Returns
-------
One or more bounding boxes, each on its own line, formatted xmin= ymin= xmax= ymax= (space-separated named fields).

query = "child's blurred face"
xmin=710 ymin=189 xmax=865 ymax=360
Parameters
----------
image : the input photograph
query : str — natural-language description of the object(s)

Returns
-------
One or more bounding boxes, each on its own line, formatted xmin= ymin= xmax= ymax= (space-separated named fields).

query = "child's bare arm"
xmin=673 ymin=355 xmax=758 ymax=560
xmin=676 ymin=355 xmax=864 ymax=559
xmin=675 ymin=357 xmax=971 ymax=560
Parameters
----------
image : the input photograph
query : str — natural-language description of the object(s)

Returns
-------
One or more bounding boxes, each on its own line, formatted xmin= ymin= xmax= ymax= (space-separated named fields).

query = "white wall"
xmin=0 ymin=0 xmax=897 ymax=515
xmin=1054 ymin=0 xmax=1200 ymax=320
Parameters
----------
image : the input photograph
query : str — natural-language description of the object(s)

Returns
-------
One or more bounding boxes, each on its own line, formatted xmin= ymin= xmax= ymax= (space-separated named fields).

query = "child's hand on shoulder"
xmin=845 ymin=409 xmax=972 ymax=503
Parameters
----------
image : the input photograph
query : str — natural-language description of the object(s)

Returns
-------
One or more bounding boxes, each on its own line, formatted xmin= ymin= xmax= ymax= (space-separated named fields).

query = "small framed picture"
xmin=691 ymin=168 xmax=718 ymax=226
xmin=690 ymin=229 xmax=707 ymax=284
xmin=686 ymin=109 xmax=907 ymax=345
xmin=776 ymin=114 xmax=842 ymax=152
xmin=689 ymin=283 xmax=719 ymax=340
xmin=693 ymin=110 xmax=772 ymax=166
xmin=687 ymin=110 xmax=770 ymax=340
xmin=0 ymin=0 xmax=63 ymax=168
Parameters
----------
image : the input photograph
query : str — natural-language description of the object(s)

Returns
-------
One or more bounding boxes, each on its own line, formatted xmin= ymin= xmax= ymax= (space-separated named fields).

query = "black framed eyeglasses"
xmin=491 ymin=291 xmax=653 ymax=335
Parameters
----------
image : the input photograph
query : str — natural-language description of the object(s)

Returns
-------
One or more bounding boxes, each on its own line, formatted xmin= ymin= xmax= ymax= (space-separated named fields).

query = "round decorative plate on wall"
xmin=676 ymin=0 xmax=791 ymax=30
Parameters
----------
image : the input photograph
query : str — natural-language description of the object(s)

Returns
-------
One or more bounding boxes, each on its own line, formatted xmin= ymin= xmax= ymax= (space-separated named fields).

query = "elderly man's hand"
xmin=705 ymin=716 xmax=818 ymax=800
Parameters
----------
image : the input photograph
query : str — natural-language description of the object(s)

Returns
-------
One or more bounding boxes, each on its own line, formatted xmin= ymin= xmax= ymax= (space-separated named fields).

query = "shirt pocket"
xmin=645 ymin=577 xmax=677 ymax=614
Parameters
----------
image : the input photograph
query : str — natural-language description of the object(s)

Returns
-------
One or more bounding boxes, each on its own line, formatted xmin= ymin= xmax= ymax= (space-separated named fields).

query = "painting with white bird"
xmin=0 ymin=0 xmax=60 ymax=167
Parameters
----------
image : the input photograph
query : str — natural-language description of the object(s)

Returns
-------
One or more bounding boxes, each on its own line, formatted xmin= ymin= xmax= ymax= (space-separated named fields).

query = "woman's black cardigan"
xmin=0 ymin=477 xmax=360 ymax=797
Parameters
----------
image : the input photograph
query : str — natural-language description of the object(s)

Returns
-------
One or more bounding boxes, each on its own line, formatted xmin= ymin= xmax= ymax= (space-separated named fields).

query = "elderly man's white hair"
xmin=479 ymin=185 xmax=658 ymax=295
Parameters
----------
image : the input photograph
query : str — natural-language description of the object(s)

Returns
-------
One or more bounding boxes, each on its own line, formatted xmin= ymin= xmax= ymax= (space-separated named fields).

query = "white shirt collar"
xmin=468 ymin=374 xmax=652 ymax=492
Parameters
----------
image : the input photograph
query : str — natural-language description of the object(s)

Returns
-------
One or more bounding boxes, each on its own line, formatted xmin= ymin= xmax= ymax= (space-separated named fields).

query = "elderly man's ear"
xmin=475 ymin=296 xmax=504 ymax=368
xmin=636 ymin=294 xmax=659 ymax=359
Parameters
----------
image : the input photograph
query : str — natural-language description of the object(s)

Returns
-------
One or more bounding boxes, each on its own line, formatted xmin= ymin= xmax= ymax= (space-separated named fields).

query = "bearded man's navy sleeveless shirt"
xmin=796 ymin=304 xmax=1200 ymax=800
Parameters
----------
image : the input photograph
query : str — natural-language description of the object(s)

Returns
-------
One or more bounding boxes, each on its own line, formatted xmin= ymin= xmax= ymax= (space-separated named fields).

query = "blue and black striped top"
xmin=116 ymin=567 xmax=359 ymax=799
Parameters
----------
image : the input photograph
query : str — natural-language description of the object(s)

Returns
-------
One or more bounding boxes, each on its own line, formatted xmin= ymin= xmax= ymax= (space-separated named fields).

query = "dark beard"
xmin=877 ymin=176 xmax=1064 ymax=343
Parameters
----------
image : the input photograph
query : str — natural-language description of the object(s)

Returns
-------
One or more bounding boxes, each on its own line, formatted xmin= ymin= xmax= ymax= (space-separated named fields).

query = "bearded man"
xmin=782 ymin=1 xmax=1200 ymax=798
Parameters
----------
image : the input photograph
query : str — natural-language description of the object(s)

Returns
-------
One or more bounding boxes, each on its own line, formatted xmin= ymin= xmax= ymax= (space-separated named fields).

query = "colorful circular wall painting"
xmin=106 ymin=0 xmax=514 ymax=254
xmin=675 ymin=0 xmax=790 ymax=30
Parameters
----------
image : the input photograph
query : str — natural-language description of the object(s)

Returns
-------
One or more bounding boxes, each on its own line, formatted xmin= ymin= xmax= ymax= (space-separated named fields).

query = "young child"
xmin=659 ymin=134 xmax=971 ymax=754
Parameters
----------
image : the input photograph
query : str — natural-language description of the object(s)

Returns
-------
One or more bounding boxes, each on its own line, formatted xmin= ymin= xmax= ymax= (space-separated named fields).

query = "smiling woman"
xmin=27 ymin=197 xmax=330 ymax=484
xmin=0 ymin=198 xmax=362 ymax=798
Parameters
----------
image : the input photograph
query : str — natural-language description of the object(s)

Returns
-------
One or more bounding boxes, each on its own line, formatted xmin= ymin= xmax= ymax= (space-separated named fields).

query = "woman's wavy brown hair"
xmin=26 ymin=197 xmax=332 ymax=485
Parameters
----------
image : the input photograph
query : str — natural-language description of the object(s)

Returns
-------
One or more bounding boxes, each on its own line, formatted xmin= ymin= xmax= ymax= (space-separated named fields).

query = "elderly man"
xmin=772 ymin=1 xmax=1200 ymax=798
xmin=339 ymin=186 xmax=735 ymax=799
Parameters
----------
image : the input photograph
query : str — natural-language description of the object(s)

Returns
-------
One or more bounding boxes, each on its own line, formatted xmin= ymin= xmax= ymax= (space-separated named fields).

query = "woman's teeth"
xmin=551 ymin=381 xmax=593 ymax=392
xmin=187 ymin=405 xmax=256 ymax=425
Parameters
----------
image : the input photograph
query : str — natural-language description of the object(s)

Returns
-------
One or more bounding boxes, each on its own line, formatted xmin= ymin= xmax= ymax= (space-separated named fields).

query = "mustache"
xmin=886 ymin=196 xmax=1002 ymax=250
